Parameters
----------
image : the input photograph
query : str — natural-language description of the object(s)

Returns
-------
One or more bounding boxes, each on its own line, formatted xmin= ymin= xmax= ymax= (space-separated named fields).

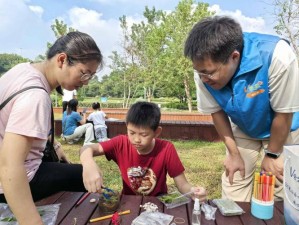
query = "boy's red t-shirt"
xmin=100 ymin=135 xmax=185 ymax=196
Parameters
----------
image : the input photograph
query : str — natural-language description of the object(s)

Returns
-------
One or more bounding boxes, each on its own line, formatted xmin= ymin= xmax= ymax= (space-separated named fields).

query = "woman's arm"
xmin=52 ymin=138 xmax=70 ymax=163
xmin=80 ymin=144 xmax=105 ymax=192
xmin=0 ymin=133 xmax=43 ymax=225
xmin=79 ymin=112 xmax=87 ymax=125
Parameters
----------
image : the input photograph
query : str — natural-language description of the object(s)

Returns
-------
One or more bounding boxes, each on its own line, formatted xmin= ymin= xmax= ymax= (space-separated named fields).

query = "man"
xmin=62 ymin=89 xmax=77 ymax=112
xmin=184 ymin=15 xmax=299 ymax=201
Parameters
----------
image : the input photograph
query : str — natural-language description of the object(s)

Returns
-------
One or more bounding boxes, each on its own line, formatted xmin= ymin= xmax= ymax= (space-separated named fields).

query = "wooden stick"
xmin=89 ymin=210 xmax=131 ymax=223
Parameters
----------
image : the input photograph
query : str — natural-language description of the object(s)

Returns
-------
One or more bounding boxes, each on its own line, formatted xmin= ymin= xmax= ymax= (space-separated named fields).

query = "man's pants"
xmin=222 ymin=124 xmax=299 ymax=202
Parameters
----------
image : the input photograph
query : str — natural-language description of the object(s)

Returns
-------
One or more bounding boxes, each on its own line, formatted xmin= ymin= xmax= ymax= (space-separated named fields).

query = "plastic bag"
xmin=212 ymin=199 xmax=245 ymax=216
xmin=201 ymin=203 xmax=217 ymax=220
xmin=131 ymin=211 xmax=174 ymax=225
xmin=0 ymin=203 xmax=60 ymax=225
xmin=157 ymin=191 xmax=191 ymax=209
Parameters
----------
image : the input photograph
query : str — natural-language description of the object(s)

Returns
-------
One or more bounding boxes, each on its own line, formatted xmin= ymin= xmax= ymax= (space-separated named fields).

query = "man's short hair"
xmin=184 ymin=15 xmax=243 ymax=63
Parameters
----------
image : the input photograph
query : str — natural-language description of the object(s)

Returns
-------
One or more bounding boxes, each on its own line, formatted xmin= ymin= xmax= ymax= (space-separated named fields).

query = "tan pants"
xmin=221 ymin=124 xmax=299 ymax=202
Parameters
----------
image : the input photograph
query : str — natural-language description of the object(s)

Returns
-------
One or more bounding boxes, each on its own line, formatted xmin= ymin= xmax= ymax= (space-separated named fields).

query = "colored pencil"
xmin=252 ymin=171 xmax=275 ymax=202
xmin=75 ymin=192 xmax=91 ymax=207
xmin=270 ymin=175 xmax=276 ymax=201
xmin=253 ymin=172 xmax=259 ymax=199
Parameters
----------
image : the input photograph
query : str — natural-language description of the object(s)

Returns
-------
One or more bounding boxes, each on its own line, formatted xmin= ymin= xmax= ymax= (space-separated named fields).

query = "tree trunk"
xmin=184 ymin=75 xmax=192 ymax=112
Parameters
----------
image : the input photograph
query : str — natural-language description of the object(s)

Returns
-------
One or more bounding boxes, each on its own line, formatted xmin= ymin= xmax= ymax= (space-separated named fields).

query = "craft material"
xmin=90 ymin=198 xmax=96 ymax=203
xmin=111 ymin=212 xmax=121 ymax=225
xmin=251 ymin=170 xmax=275 ymax=219
xmin=174 ymin=217 xmax=186 ymax=224
xmin=252 ymin=171 xmax=275 ymax=201
xmin=89 ymin=210 xmax=131 ymax=223
xmin=157 ymin=191 xmax=191 ymax=209
xmin=213 ymin=199 xmax=244 ymax=216
xmin=140 ymin=202 xmax=158 ymax=212
xmin=98 ymin=190 xmax=120 ymax=213
xmin=75 ymin=192 xmax=91 ymax=207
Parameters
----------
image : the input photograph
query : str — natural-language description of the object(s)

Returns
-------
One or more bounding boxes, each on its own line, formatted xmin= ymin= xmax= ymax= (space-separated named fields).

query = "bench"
xmin=55 ymin=119 xmax=220 ymax=142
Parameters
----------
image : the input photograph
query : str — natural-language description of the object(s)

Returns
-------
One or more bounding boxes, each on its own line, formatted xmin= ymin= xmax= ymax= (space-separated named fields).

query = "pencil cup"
xmin=251 ymin=197 xmax=274 ymax=220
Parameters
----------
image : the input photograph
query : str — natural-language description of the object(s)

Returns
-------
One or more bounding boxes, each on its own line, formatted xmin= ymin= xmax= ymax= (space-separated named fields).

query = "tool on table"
xmin=89 ymin=210 xmax=131 ymax=223
xmin=75 ymin=192 xmax=91 ymax=207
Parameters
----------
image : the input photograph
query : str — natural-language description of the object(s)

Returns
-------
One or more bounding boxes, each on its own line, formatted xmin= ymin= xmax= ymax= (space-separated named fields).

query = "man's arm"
xmin=262 ymin=112 xmax=293 ymax=181
xmin=0 ymin=133 xmax=43 ymax=225
xmin=212 ymin=110 xmax=245 ymax=184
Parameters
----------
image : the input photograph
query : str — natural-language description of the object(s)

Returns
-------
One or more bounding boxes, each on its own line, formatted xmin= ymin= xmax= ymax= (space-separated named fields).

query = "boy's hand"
xmin=82 ymin=161 xmax=103 ymax=193
xmin=191 ymin=186 xmax=207 ymax=202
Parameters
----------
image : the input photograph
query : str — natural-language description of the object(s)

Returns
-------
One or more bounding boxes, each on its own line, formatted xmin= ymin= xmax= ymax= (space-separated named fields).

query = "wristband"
xmin=264 ymin=148 xmax=281 ymax=159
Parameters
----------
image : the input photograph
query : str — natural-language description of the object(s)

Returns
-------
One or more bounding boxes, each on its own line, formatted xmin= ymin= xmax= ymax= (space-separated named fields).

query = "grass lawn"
xmin=59 ymin=137 xmax=226 ymax=199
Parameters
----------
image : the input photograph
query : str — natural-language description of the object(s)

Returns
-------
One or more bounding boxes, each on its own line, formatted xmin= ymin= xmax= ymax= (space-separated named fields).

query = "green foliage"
xmin=273 ymin=0 xmax=299 ymax=58
xmin=36 ymin=19 xmax=77 ymax=61
xmin=0 ymin=54 xmax=30 ymax=76
xmin=164 ymin=101 xmax=197 ymax=110
xmin=104 ymin=0 xmax=213 ymax=111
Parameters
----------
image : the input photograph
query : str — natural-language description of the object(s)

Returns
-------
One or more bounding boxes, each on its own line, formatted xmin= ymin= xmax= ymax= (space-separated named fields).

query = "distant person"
xmin=0 ymin=31 xmax=103 ymax=224
xmin=80 ymin=102 xmax=207 ymax=201
xmin=184 ymin=15 xmax=299 ymax=202
xmin=62 ymin=89 xmax=77 ymax=112
xmin=62 ymin=99 xmax=95 ymax=145
xmin=87 ymin=102 xmax=109 ymax=142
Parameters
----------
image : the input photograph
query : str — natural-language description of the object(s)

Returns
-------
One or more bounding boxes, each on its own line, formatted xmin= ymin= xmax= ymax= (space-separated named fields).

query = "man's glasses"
xmin=80 ymin=72 xmax=96 ymax=82
xmin=196 ymin=62 xmax=224 ymax=79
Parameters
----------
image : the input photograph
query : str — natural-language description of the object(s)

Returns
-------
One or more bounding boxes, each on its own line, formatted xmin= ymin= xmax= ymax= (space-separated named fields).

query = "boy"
xmin=80 ymin=102 xmax=206 ymax=201
xmin=87 ymin=102 xmax=109 ymax=142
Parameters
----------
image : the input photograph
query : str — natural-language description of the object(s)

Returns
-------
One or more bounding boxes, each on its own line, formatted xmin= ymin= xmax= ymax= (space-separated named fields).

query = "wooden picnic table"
xmin=35 ymin=191 xmax=285 ymax=225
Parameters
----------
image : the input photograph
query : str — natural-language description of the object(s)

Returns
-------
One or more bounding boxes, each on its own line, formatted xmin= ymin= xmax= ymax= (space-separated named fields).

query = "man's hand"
xmin=261 ymin=156 xmax=283 ymax=182
xmin=224 ymin=153 xmax=245 ymax=185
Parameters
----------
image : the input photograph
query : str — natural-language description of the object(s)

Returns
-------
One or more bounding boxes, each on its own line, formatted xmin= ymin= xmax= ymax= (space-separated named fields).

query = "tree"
xmin=273 ymin=0 xmax=299 ymax=58
xmin=160 ymin=0 xmax=212 ymax=111
xmin=0 ymin=54 xmax=29 ymax=76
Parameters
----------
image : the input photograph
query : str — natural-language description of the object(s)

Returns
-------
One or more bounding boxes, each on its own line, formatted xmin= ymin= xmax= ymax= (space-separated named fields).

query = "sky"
xmin=0 ymin=0 xmax=277 ymax=77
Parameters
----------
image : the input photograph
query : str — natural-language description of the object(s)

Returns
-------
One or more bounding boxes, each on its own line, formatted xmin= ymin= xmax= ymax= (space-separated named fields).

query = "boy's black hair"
xmin=92 ymin=102 xmax=101 ymax=110
xmin=126 ymin=102 xmax=161 ymax=131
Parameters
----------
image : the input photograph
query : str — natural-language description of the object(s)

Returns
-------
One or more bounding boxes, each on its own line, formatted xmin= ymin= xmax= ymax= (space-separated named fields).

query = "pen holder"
xmin=251 ymin=197 xmax=274 ymax=220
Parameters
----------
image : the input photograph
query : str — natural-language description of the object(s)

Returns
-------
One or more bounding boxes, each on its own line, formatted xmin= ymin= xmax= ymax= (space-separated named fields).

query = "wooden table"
xmin=35 ymin=191 xmax=285 ymax=225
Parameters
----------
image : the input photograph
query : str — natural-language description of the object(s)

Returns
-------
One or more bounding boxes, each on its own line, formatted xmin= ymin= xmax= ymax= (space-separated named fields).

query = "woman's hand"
xmin=82 ymin=160 xmax=103 ymax=193
xmin=55 ymin=143 xmax=71 ymax=163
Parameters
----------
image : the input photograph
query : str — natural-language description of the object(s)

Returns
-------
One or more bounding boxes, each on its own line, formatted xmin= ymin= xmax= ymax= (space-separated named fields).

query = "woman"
xmin=62 ymin=99 xmax=95 ymax=145
xmin=0 ymin=31 xmax=103 ymax=225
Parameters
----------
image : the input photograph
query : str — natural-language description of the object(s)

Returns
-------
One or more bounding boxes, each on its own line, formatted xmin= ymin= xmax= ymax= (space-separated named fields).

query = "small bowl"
xmin=98 ymin=190 xmax=120 ymax=213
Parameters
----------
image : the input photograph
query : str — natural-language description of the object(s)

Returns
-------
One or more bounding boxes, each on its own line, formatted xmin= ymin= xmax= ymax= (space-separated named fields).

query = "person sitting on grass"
xmin=61 ymin=99 xmax=95 ymax=145
xmin=87 ymin=102 xmax=109 ymax=142
xmin=80 ymin=101 xmax=207 ymax=201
